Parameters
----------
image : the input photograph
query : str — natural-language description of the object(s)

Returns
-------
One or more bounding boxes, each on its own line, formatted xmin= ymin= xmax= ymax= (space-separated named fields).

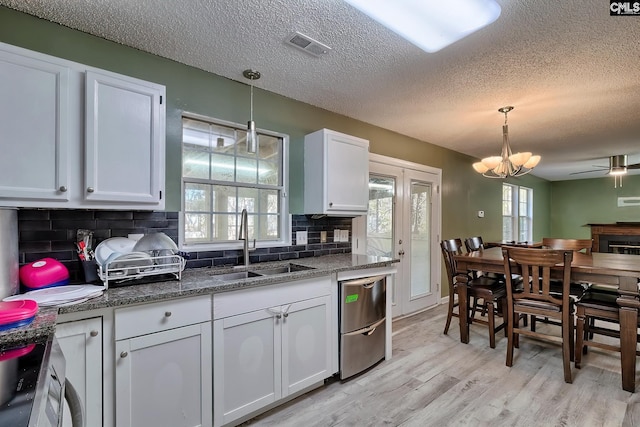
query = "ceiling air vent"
xmin=285 ymin=31 xmax=331 ymax=57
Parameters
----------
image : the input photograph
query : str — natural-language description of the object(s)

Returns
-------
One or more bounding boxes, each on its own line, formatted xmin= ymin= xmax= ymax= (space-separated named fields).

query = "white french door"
xmin=353 ymin=154 xmax=441 ymax=317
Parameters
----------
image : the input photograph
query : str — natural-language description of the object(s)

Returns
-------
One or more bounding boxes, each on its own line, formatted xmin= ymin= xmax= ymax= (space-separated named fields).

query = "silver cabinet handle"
xmin=276 ymin=314 xmax=282 ymax=319
xmin=329 ymin=202 xmax=333 ymax=207
xmin=282 ymin=304 xmax=292 ymax=318
xmin=87 ymin=187 xmax=94 ymax=193
xmin=59 ymin=186 xmax=67 ymax=192
xmin=120 ymin=351 xmax=128 ymax=358
xmin=164 ymin=311 xmax=172 ymax=317
xmin=90 ymin=330 xmax=99 ymax=337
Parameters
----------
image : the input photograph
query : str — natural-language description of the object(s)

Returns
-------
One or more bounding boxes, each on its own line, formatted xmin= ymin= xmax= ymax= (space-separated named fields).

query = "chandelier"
xmin=472 ymin=106 xmax=541 ymax=178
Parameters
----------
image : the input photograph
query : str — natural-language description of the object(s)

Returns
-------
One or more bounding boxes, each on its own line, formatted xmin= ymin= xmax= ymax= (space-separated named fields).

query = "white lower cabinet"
xmin=213 ymin=277 xmax=333 ymax=427
xmin=114 ymin=296 xmax=212 ymax=427
xmin=55 ymin=316 xmax=103 ymax=427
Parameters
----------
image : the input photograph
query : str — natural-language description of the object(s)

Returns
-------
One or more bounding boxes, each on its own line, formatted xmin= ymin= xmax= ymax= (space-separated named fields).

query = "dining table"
xmin=453 ymin=246 xmax=640 ymax=392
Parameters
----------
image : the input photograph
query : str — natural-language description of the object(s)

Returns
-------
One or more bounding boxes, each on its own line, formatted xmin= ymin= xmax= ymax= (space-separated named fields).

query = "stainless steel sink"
xmin=212 ymin=270 xmax=262 ymax=281
xmin=248 ymin=263 xmax=315 ymax=276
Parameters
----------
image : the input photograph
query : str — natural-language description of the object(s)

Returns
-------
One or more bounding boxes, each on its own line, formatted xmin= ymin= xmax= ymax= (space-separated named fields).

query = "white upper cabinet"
xmin=304 ymin=128 xmax=369 ymax=216
xmin=85 ymin=71 xmax=164 ymax=205
xmin=0 ymin=42 xmax=165 ymax=210
xmin=0 ymin=49 xmax=71 ymax=202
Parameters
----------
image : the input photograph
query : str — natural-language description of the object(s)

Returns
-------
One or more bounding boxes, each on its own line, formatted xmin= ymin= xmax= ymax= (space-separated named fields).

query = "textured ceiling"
xmin=3 ymin=0 xmax=640 ymax=181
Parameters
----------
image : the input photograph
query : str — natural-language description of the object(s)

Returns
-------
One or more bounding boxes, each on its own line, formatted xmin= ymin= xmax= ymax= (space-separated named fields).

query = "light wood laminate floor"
xmin=246 ymin=303 xmax=640 ymax=426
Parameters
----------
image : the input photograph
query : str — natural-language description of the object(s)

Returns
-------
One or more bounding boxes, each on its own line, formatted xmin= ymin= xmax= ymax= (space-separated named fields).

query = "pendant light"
xmin=243 ymin=69 xmax=261 ymax=154
xmin=472 ymin=106 xmax=541 ymax=178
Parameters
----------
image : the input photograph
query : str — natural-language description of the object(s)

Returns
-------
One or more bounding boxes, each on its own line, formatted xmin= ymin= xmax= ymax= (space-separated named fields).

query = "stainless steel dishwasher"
xmin=339 ymin=274 xmax=386 ymax=379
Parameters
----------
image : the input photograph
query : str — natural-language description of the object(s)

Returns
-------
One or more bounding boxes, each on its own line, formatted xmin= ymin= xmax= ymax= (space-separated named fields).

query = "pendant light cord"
xmin=250 ymin=83 xmax=254 ymax=122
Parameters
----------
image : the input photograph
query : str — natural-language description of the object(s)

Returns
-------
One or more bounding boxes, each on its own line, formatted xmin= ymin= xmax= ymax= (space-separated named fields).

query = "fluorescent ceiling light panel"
xmin=343 ymin=0 xmax=501 ymax=53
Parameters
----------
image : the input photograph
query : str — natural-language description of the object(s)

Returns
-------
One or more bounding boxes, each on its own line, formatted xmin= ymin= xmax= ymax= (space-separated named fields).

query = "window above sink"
xmin=180 ymin=113 xmax=291 ymax=251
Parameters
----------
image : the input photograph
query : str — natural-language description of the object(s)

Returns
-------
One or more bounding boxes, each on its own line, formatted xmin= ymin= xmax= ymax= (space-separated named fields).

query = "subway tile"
xmin=19 ymin=220 xmax=53 ymax=231
xmin=19 ymin=241 xmax=52 ymax=252
xmin=256 ymin=253 xmax=279 ymax=262
xmin=20 ymin=230 xmax=67 ymax=242
xmin=95 ymin=211 xmax=134 ymax=220
xmin=186 ymin=259 xmax=213 ymax=269
xmin=133 ymin=211 xmax=170 ymax=220
xmin=196 ymin=250 xmax=224 ymax=259
xmin=51 ymin=241 xmax=78 ymax=252
xmin=18 ymin=210 xmax=50 ymax=221
xmin=93 ymin=219 xmax=136 ymax=229
xmin=50 ymin=210 xmax=95 ymax=220
xmin=133 ymin=220 xmax=171 ymax=229
xmin=213 ymin=256 xmax=239 ymax=266
xmin=51 ymin=219 xmax=98 ymax=230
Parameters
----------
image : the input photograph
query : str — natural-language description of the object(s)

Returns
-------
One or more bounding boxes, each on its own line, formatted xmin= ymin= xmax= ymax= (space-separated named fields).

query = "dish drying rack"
xmin=98 ymin=253 xmax=185 ymax=288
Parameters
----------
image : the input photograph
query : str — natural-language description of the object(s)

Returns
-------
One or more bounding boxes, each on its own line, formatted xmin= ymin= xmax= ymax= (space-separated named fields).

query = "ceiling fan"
xmin=570 ymin=155 xmax=640 ymax=187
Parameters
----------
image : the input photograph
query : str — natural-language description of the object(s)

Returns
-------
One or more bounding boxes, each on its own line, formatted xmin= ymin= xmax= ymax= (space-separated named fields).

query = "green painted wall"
xmin=551 ymin=175 xmax=640 ymax=238
xmin=0 ymin=6 xmax=553 ymax=297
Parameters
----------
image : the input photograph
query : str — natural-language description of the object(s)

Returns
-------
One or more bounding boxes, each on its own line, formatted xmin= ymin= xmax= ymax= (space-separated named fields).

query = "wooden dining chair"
xmin=441 ymin=239 xmax=507 ymax=348
xmin=464 ymin=236 xmax=505 ymax=316
xmin=530 ymin=238 xmax=593 ymax=332
xmin=502 ymin=247 xmax=574 ymax=383
xmin=541 ymin=238 xmax=593 ymax=254
xmin=464 ymin=236 xmax=485 ymax=253
xmin=575 ymin=287 xmax=640 ymax=370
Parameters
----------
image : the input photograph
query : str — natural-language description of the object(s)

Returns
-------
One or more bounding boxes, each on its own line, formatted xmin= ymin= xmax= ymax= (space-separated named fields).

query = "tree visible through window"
xmin=181 ymin=115 xmax=288 ymax=246
xmin=502 ymin=183 xmax=533 ymax=243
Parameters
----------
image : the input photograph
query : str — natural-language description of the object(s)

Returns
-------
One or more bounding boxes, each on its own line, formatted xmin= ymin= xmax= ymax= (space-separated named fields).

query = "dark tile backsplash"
xmin=17 ymin=210 xmax=352 ymax=281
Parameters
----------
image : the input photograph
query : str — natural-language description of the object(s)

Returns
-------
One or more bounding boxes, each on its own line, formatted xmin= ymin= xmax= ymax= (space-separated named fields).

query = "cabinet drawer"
xmin=115 ymin=295 xmax=211 ymax=340
xmin=213 ymin=276 xmax=331 ymax=320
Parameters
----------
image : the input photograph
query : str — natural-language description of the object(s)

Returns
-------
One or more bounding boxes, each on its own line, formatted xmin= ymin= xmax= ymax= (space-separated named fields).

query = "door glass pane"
xmin=366 ymin=176 xmax=395 ymax=258
xmin=410 ymin=181 xmax=431 ymax=299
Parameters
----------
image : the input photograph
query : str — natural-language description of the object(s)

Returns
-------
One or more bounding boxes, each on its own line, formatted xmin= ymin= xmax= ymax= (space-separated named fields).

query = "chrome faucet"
xmin=238 ymin=208 xmax=255 ymax=267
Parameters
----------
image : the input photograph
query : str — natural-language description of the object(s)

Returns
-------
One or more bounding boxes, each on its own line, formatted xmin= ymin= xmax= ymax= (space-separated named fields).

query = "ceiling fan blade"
xmin=627 ymin=163 xmax=640 ymax=169
xmin=570 ymin=169 xmax=608 ymax=175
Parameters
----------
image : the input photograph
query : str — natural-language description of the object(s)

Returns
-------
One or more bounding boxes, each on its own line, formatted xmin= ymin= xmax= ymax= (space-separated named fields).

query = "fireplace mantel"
xmin=589 ymin=223 xmax=640 ymax=253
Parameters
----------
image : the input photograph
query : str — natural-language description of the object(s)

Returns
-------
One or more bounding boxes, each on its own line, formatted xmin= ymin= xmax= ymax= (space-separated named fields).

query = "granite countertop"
xmin=0 ymin=253 xmax=396 ymax=348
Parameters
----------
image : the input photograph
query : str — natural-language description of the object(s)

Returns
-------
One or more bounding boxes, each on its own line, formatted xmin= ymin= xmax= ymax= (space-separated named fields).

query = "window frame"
xmin=502 ymin=183 xmax=533 ymax=243
xmin=179 ymin=112 xmax=290 ymax=251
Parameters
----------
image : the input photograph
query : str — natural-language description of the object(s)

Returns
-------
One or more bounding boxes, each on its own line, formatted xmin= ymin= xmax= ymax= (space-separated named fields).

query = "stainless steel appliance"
xmin=339 ymin=274 xmax=386 ymax=379
xmin=0 ymin=337 xmax=83 ymax=427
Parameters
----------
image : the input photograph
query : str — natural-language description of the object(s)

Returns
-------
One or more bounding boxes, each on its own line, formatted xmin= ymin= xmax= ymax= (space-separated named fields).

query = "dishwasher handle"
xmin=341 ymin=275 xmax=387 ymax=289
xmin=343 ymin=317 xmax=386 ymax=337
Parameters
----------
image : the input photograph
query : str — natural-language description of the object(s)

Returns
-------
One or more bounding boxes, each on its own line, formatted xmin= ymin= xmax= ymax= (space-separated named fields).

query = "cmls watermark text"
xmin=610 ymin=1 xmax=640 ymax=15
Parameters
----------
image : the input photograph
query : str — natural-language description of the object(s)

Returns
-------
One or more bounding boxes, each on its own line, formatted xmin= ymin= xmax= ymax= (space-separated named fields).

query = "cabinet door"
xmin=115 ymin=322 xmax=212 ymax=427
xmin=281 ymin=296 xmax=331 ymax=396
xmin=213 ymin=309 xmax=280 ymax=427
xmin=325 ymin=132 xmax=369 ymax=213
xmin=0 ymin=49 xmax=70 ymax=203
xmin=85 ymin=70 xmax=165 ymax=206
xmin=55 ymin=317 xmax=103 ymax=427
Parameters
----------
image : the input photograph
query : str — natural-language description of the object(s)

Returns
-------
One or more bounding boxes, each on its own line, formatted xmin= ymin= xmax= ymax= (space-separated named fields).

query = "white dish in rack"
xmin=95 ymin=237 xmax=137 ymax=266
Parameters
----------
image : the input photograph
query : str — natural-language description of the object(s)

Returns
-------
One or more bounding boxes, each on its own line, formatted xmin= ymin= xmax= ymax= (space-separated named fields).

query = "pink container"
xmin=0 ymin=300 xmax=38 ymax=331
xmin=19 ymin=258 xmax=70 ymax=290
